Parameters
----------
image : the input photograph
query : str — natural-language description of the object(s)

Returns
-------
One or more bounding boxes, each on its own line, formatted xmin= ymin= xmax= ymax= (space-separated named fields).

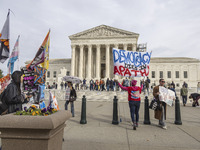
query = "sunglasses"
xmin=161 ymin=81 xmax=165 ymax=83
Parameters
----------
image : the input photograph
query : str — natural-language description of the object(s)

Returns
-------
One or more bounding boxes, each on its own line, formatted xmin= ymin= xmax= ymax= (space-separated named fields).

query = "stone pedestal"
xmin=0 ymin=110 xmax=71 ymax=150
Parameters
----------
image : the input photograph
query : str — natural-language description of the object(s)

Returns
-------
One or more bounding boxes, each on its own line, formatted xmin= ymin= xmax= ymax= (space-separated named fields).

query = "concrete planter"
xmin=0 ymin=110 xmax=71 ymax=150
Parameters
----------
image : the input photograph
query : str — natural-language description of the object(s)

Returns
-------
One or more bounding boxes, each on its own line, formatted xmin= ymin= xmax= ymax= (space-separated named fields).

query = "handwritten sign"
xmin=21 ymin=67 xmax=38 ymax=93
xmin=34 ymin=66 xmax=46 ymax=85
xmin=159 ymin=86 xmax=175 ymax=106
xmin=113 ymin=49 xmax=152 ymax=77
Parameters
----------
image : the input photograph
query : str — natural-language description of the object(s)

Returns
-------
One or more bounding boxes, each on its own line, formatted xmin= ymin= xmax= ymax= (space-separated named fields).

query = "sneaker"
xmin=162 ymin=126 xmax=167 ymax=130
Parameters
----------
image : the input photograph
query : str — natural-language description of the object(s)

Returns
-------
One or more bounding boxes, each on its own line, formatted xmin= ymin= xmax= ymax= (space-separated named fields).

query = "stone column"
xmin=123 ymin=44 xmax=128 ymax=50
xmin=79 ymin=45 xmax=84 ymax=79
xmin=96 ymin=44 xmax=101 ymax=79
xmin=70 ymin=45 xmax=76 ymax=76
xmin=133 ymin=44 xmax=137 ymax=51
xmin=114 ymin=44 xmax=119 ymax=79
xmin=87 ymin=45 xmax=92 ymax=79
xmin=106 ymin=44 xmax=110 ymax=78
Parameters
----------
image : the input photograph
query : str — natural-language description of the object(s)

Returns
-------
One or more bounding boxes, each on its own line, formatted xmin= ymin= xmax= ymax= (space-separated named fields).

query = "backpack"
xmin=0 ymin=89 xmax=8 ymax=115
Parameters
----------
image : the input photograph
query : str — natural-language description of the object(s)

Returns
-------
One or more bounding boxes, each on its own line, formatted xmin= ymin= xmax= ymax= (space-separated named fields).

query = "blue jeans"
xmin=65 ymin=101 xmax=75 ymax=117
xmin=129 ymin=101 xmax=141 ymax=123
xmin=90 ymin=84 xmax=93 ymax=91
xmin=182 ymin=96 xmax=187 ymax=104
xmin=107 ymin=85 xmax=109 ymax=91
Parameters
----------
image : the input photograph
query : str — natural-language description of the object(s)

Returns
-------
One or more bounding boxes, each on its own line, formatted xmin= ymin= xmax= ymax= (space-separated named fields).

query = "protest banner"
xmin=21 ymin=67 xmax=38 ymax=94
xmin=159 ymin=86 xmax=175 ymax=106
xmin=0 ymin=74 xmax=10 ymax=94
xmin=113 ymin=48 xmax=152 ymax=77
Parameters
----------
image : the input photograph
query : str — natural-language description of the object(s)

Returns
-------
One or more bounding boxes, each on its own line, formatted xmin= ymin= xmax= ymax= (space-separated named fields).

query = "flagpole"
xmin=17 ymin=35 xmax=20 ymax=70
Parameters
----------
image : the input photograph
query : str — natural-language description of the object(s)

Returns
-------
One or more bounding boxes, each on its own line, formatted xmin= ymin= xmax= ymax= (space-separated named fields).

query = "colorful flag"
xmin=113 ymin=48 xmax=152 ymax=77
xmin=0 ymin=10 xmax=10 ymax=63
xmin=40 ymin=33 xmax=50 ymax=69
xmin=7 ymin=35 xmax=20 ymax=74
xmin=27 ymin=30 xmax=50 ymax=70
xmin=0 ymin=74 xmax=11 ymax=94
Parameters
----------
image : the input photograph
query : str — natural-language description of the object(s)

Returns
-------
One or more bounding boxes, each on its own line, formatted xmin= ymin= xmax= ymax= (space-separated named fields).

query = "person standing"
xmin=60 ymin=82 xmax=64 ymax=90
xmin=2 ymin=71 xmax=31 ymax=114
xmin=180 ymin=85 xmax=188 ymax=106
xmin=171 ymin=81 xmax=175 ymax=89
xmin=115 ymin=79 xmax=143 ymax=130
xmin=83 ymin=79 xmax=86 ymax=90
xmin=65 ymin=82 xmax=77 ymax=117
xmin=89 ymin=79 xmax=94 ymax=91
xmin=153 ymin=79 xmax=167 ymax=130
xmin=106 ymin=78 xmax=110 ymax=91
xmin=145 ymin=79 xmax=150 ymax=96
xmin=64 ymin=82 xmax=67 ymax=89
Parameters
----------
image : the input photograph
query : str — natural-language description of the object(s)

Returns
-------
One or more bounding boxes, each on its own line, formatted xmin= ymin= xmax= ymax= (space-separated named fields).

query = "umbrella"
xmin=62 ymin=76 xmax=82 ymax=84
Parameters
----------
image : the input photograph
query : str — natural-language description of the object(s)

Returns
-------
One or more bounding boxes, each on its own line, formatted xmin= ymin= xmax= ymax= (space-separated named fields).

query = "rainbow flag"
xmin=27 ymin=30 xmax=50 ymax=70
xmin=7 ymin=35 xmax=20 ymax=74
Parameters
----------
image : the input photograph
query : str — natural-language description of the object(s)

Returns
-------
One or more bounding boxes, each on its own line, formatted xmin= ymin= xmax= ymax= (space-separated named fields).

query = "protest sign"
xmin=34 ymin=66 xmax=46 ymax=85
xmin=0 ymin=74 xmax=11 ymax=94
xmin=21 ymin=67 xmax=38 ymax=94
xmin=113 ymin=49 xmax=152 ymax=77
xmin=159 ymin=86 xmax=175 ymax=106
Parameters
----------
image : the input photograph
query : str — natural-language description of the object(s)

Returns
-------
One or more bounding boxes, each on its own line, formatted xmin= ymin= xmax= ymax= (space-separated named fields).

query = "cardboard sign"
xmin=159 ymin=86 xmax=175 ymax=106
xmin=34 ymin=66 xmax=46 ymax=85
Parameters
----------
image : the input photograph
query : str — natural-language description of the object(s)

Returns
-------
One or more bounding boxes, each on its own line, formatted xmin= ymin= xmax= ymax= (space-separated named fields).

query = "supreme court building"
xmin=45 ymin=25 xmax=200 ymax=88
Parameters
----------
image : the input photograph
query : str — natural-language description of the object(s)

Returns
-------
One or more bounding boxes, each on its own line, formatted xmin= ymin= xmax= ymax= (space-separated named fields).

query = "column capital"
xmin=79 ymin=45 xmax=84 ymax=49
xmin=113 ymin=44 xmax=119 ymax=48
xmin=96 ymin=44 xmax=101 ymax=49
xmin=105 ymin=44 xmax=110 ymax=48
xmin=88 ymin=44 xmax=93 ymax=49
xmin=71 ymin=44 xmax=76 ymax=49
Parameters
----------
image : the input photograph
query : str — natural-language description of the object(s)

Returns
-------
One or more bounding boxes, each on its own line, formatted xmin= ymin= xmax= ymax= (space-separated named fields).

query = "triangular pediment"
xmin=69 ymin=25 xmax=139 ymax=39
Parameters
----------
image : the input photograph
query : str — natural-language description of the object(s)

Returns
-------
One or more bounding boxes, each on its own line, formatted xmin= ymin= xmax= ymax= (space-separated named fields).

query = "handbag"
xmin=149 ymin=98 xmax=158 ymax=110
xmin=69 ymin=96 xmax=76 ymax=102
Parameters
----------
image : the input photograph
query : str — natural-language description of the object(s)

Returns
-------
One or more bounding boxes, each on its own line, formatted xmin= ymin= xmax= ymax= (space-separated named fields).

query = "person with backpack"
xmin=65 ymin=81 xmax=77 ymax=117
xmin=115 ymin=79 xmax=143 ymax=130
xmin=0 ymin=71 xmax=31 ymax=115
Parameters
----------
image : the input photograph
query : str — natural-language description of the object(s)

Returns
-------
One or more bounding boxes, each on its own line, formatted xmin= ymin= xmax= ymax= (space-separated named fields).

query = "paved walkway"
xmin=61 ymin=100 xmax=200 ymax=150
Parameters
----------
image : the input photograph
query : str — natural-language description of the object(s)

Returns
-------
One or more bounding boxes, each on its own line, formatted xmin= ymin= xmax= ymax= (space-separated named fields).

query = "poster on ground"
xmin=113 ymin=48 xmax=152 ymax=77
xmin=159 ymin=86 xmax=175 ymax=106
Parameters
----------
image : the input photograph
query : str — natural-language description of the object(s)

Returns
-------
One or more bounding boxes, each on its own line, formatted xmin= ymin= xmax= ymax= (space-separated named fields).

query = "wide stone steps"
xmin=44 ymin=89 xmax=193 ymax=103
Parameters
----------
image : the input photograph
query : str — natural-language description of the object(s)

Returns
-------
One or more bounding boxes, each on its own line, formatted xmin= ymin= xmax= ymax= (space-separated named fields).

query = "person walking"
xmin=115 ymin=79 xmax=143 ymax=130
xmin=65 ymin=82 xmax=77 ymax=117
xmin=153 ymin=78 xmax=167 ymax=130
xmin=180 ymin=85 xmax=188 ymax=106
xmin=83 ymin=79 xmax=86 ymax=90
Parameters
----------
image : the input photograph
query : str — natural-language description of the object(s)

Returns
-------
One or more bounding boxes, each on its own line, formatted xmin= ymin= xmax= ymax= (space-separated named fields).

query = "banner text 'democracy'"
xmin=113 ymin=49 xmax=152 ymax=77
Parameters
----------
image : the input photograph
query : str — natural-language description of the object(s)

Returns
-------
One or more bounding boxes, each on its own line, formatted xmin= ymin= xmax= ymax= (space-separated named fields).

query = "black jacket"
xmin=4 ymin=81 xmax=24 ymax=113
xmin=4 ymin=71 xmax=24 ymax=114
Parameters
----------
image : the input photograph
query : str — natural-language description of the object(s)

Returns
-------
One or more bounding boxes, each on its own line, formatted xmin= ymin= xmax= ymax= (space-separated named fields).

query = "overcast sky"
xmin=0 ymin=0 xmax=200 ymax=75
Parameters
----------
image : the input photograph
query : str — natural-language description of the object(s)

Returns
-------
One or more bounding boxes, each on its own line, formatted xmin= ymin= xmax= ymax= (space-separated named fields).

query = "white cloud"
xmin=0 ymin=0 xmax=200 ymax=75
